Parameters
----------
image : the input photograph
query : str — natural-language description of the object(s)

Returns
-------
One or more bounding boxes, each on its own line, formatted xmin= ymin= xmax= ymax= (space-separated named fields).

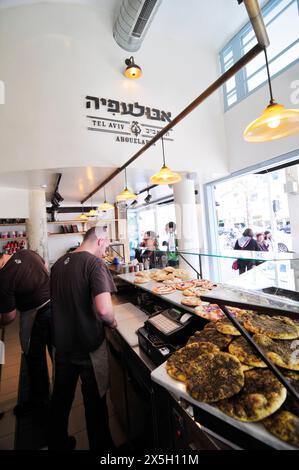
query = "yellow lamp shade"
xmin=124 ymin=64 xmax=142 ymax=79
xmin=88 ymin=209 xmax=98 ymax=217
xmin=150 ymin=165 xmax=182 ymax=185
xmin=98 ymin=201 xmax=114 ymax=211
xmin=244 ymin=103 xmax=299 ymax=142
xmin=79 ymin=213 xmax=88 ymax=221
xmin=116 ymin=187 xmax=137 ymax=202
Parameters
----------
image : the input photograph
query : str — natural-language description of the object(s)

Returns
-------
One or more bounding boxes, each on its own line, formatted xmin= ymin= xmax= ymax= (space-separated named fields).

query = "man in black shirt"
xmin=49 ymin=226 xmax=117 ymax=451
xmin=0 ymin=249 xmax=51 ymax=415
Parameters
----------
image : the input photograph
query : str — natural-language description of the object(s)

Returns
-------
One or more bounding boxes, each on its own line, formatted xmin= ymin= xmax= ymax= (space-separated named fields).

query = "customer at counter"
xmin=49 ymin=226 xmax=117 ymax=451
xmin=234 ymin=228 xmax=260 ymax=274
xmin=164 ymin=221 xmax=179 ymax=267
xmin=0 ymin=249 xmax=51 ymax=416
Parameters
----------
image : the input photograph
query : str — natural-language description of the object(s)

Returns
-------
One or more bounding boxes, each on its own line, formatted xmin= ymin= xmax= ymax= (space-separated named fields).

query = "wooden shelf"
xmin=0 ymin=237 xmax=27 ymax=242
xmin=48 ymin=232 xmax=86 ymax=237
xmin=0 ymin=223 xmax=26 ymax=226
xmin=47 ymin=220 xmax=86 ymax=225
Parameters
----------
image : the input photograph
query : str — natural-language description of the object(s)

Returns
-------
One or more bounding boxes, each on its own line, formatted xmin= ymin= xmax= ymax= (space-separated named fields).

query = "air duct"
xmin=113 ymin=0 xmax=163 ymax=52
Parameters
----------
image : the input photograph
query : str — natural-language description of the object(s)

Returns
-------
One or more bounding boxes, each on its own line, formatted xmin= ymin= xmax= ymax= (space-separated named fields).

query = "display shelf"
xmin=47 ymin=220 xmax=87 ymax=225
xmin=48 ymin=232 xmax=86 ymax=237
xmin=0 ymin=237 xmax=27 ymax=241
xmin=0 ymin=223 xmax=26 ymax=227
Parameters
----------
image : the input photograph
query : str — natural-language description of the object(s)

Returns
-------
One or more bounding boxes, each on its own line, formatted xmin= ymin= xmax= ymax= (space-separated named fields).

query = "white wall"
xmin=0 ymin=188 xmax=29 ymax=218
xmin=0 ymin=2 xmax=228 ymax=183
xmin=224 ymin=62 xmax=299 ymax=173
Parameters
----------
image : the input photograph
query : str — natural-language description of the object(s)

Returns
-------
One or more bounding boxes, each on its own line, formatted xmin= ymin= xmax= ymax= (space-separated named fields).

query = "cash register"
xmin=137 ymin=307 xmax=202 ymax=365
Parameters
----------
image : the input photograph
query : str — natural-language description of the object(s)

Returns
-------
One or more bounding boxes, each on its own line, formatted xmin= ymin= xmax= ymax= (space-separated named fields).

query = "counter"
xmin=110 ymin=264 xmax=299 ymax=450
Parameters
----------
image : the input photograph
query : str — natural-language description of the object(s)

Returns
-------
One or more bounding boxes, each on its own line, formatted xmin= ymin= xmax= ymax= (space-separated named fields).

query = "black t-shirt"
xmin=51 ymin=251 xmax=116 ymax=354
xmin=0 ymin=250 xmax=50 ymax=313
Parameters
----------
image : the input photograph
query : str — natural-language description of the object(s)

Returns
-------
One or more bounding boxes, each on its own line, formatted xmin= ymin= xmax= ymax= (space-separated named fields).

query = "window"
xmin=220 ymin=0 xmax=299 ymax=110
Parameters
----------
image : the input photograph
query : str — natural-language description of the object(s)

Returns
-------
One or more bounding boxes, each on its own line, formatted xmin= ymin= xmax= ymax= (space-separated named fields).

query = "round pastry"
xmin=151 ymin=285 xmax=176 ymax=295
xmin=166 ymin=342 xmax=219 ymax=383
xmin=164 ymin=266 xmax=176 ymax=273
xmin=244 ymin=315 xmax=299 ymax=340
xmin=135 ymin=271 xmax=149 ymax=277
xmin=186 ymin=352 xmax=244 ymax=403
xmin=176 ymin=281 xmax=196 ymax=291
xmin=174 ymin=269 xmax=190 ymax=280
xmin=189 ymin=324 xmax=233 ymax=350
xmin=183 ymin=286 xmax=204 ymax=297
xmin=163 ymin=278 xmax=182 ymax=285
xmin=253 ymin=334 xmax=299 ymax=371
xmin=228 ymin=336 xmax=267 ymax=368
xmin=191 ymin=279 xmax=217 ymax=290
xmin=134 ymin=277 xmax=150 ymax=284
xmin=263 ymin=411 xmax=299 ymax=447
xmin=181 ymin=297 xmax=202 ymax=307
xmin=218 ymin=369 xmax=287 ymax=422
xmin=215 ymin=319 xmax=241 ymax=336
xmin=194 ymin=304 xmax=225 ymax=322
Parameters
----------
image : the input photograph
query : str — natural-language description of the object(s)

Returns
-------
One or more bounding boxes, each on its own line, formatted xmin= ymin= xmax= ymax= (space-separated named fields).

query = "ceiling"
xmin=0 ymin=0 xmax=267 ymax=201
xmin=0 ymin=0 xmax=267 ymax=51
xmin=0 ymin=166 xmax=174 ymax=203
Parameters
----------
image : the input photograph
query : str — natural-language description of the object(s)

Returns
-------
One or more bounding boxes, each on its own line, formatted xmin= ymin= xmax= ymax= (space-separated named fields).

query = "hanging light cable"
xmin=79 ymin=204 xmax=88 ymax=220
xmin=116 ymin=168 xmax=137 ymax=202
xmin=150 ymin=136 xmax=181 ymax=185
xmin=98 ymin=186 xmax=114 ymax=211
xmin=244 ymin=48 xmax=299 ymax=142
xmin=88 ymin=197 xmax=97 ymax=217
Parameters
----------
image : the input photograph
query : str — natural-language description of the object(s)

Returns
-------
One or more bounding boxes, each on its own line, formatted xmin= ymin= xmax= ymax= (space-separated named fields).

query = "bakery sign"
xmin=85 ymin=95 xmax=174 ymax=145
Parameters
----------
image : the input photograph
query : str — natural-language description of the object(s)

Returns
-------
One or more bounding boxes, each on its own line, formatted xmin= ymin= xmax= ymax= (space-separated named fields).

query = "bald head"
xmin=80 ymin=225 xmax=109 ymax=257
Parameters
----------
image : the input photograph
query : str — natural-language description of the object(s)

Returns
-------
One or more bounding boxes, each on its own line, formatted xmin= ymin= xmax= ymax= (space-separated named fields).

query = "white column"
xmin=285 ymin=166 xmax=299 ymax=253
xmin=173 ymin=176 xmax=200 ymax=276
xmin=26 ymin=189 xmax=49 ymax=264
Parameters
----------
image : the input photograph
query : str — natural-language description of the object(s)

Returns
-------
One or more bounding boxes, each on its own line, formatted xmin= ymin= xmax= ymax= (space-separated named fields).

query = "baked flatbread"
xmin=194 ymin=304 xmax=225 ymax=322
xmin=176 ymin=281 xmax=196 ymax=291
xmin=244 ymin=315 xmax=299 ymax=340
xmin=218 ymin=369 xmax=287 ymax=422
xmin=166 ymin=342 xmax=219 ymax=382
xmin=215 ymin=319 xmax=241 ymax=336
xmin=186 ymin=352 xmax=244 ymax=403
xmin=164 ymin=266 xmax=176 ymax=273
xmin=183 ymin=286 xmax=204 ymax=297
xmin=253 ymin=334 xmax=299 ymax=371
xmin=134 ymin=277 xmax=150 ymax=284
xmin=283 ymin=371 xmax=299 ymax=416
xmin=188 ymin=324 xmax=233 ymax=350
xmin=181 ymin=297 xmax=202 ymax=307
xmin=191 ymin=279 xmax=217 ymax=290
xmin=228 ymin=336 xmax=267 ymax=368
xmin=152 ymin=285 xmax=176 ymax=295
xmin=263 ymin=411 xmax=299 ymax=447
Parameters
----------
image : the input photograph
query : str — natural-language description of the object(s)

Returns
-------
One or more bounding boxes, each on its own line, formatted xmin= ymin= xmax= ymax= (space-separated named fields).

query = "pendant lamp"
xmin=79 ymin=204 xmax=88 ymax=220
xmin=150 ymin=136 xmax=181 ymax=185
xmin=98 ymin=187 xmax=114 ymax=211
xmin=244 ymin=48 xmax=299 ymax=142
xmin=88 ymin=198 xmax=97 ymax=217
xmin=116 ymin=168 xmax=137 ymax=202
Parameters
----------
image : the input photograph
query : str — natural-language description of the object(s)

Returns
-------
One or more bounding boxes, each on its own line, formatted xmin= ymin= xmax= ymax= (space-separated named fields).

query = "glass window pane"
xmin=265 ymin=0 xmax=294 ymax=25
xmin=227 ymin=92 xmax=237 ymax=106
xmin=226 ymin=76 xmax=236 ymax=93
xmin=270 ymin=41 xmax=299 ymax=76
xmin=266 ymin=1 xmax=299 ymax=61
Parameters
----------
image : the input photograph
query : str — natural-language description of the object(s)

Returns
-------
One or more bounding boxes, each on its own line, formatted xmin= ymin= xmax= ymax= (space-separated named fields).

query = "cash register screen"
xmin=148 ymin=313 xmax=180 ymax=334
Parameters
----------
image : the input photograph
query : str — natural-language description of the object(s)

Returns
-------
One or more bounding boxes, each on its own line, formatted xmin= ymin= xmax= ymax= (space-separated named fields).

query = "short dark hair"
xmin=243 ymin=228 xmax=254 ymax=238
xmin=166 ymin=221 xmax=176 ymax=231
xmin=264 ymin=230 xmax=271 ymax=236
xmin=83 ymin=227 xmax=97 ymax=242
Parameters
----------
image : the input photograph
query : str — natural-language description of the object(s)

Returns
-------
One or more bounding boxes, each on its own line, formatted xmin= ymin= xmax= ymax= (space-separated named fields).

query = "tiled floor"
xmin=0 ymin=312 xmax=126 ymax=450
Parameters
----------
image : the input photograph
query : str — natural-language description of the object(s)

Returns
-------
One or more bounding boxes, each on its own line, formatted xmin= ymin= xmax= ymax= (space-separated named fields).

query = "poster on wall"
xmin=85 ymin=95 xmax=174 ymax=145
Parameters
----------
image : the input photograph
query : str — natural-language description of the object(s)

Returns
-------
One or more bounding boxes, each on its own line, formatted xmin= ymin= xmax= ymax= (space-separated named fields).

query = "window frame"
xmin=220 ymin=0 xmax=299 ymax=111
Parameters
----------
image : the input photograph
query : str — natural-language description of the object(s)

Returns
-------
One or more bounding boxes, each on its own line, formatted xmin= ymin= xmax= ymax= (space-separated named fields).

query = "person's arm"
xmin=94 ymin=292 xmax=117 ymax=328
xmin=0 ymin=309 xmax=17 ymax=327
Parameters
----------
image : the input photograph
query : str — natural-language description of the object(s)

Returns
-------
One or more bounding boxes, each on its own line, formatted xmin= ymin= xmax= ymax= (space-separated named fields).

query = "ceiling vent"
xmin=113 ymin=0 xmax=163 ymax=52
